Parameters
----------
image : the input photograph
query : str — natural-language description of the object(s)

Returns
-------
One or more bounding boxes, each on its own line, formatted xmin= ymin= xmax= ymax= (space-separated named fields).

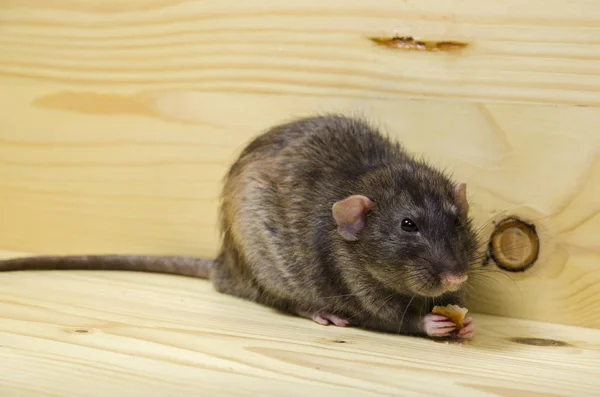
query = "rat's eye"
xmin=401 ymin=218 xmax=419 ymax=233
xmin=454 ymin=217 xmax=463 ymax=228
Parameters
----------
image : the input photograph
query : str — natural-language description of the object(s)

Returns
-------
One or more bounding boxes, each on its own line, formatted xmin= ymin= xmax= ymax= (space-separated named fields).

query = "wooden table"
xmin=1 ymin=270 xmax=599 ymax=397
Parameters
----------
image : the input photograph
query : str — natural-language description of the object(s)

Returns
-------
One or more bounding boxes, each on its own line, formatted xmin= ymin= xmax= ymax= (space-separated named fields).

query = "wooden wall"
xmin=1 ymin=0 xmax=599 ymax=329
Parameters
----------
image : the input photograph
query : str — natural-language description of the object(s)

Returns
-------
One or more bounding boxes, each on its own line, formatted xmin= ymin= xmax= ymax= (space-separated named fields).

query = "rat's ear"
xmin=332 ymin=195 xmax=374 ymax=241
xmin=454 ymin=181 xmax=469 ymax=213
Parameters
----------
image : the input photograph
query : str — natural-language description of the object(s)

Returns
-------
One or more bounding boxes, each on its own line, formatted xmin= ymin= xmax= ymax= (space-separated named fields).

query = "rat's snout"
xmin=440 ymin=273 xmax=468 ymax=290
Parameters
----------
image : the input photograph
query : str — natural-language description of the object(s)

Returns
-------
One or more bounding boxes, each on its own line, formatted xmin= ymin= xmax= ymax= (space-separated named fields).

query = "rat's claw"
xmin=458 ymin=316 xmax=475 ymax=339
xmin=423 ymin=313 xmax=456 ymax=337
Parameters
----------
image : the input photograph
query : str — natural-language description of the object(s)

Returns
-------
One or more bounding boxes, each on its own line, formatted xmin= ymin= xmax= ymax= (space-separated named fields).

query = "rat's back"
xmin=212 ymin=114 xmax=405 ymax=310
xmin=242 ymin=114 xmax=405 ymax=176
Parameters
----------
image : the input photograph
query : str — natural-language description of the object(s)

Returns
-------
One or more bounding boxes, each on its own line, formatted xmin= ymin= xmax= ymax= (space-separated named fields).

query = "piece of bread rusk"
xmin=431 ymin=304 xmax=468 ymax=330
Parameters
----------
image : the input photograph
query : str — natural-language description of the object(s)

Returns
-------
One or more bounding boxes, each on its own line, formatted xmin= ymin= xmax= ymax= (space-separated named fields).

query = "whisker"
xmin=321 ymin=292 xmax=365 ymax=300
xmin=470 ymin=193 xmax=545 ymax=235
xmin=363 ymin=293 xmax=397 ymax=326
xmin=468 ymin=272 xmax=525 ymax=303
xmin=397 ymin=294 xmax=416 ymax=334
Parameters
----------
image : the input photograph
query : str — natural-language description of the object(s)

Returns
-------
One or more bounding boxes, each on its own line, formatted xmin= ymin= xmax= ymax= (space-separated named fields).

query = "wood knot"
xmin=66 ymin=327 xmax=94 ymax=335
xmin=369 ymin=36 xmax=468 ymax=52
xmin=488 ymin=217 xmax=539 ymax=272
xmin=510 ymin=337 xmax=569 ymax=347
xmin=315 ymin=337 xmax=349 ymax=345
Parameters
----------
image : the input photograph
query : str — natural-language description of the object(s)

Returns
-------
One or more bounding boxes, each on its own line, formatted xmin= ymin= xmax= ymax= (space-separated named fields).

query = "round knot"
xmin=488 ymin=217 xmax=540 ymax=272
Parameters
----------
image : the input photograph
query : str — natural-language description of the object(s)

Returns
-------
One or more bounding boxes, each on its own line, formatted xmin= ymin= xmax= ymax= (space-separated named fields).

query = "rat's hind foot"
xmin=457 ymin=316 xmax=475 ymax=339
xmin=313 ymin=313 xmax=350 ymax=327
xmin=297 ymin=310 xmax=350 ymax=327
xmin=423 ymin=313 xmax=457 ymax=337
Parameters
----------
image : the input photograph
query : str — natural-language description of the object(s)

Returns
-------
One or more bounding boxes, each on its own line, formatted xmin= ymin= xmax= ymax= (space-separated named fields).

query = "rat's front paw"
xmin=457 ymin=316 xmax=475 ymax=339
xmin=423 ymin=313 xmax=457 ymax=337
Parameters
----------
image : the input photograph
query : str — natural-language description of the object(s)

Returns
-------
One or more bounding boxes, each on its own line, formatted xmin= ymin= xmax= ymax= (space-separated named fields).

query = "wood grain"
xmin=2 ymin=0 xmax=600 ymax=330
xmin=1 ymin=0 xmax=600 ymax=106
xmin=2 ymin=89 xmax=600 ymax=328
xmin=1 ymin=268 xmax=600 ymax=397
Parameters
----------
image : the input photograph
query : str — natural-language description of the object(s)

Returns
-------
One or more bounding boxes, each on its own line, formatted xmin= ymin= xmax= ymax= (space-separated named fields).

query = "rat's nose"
xmin=441 ymin=273 xmax=468 ymax=288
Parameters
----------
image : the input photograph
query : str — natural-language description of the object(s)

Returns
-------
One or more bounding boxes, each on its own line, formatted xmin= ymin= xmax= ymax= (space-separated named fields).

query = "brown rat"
xmin=0 ymin=114 xmax=480 ymax=339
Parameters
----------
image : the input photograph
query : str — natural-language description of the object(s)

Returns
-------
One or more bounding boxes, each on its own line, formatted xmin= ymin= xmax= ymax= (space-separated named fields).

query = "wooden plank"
xmin=1 ymin=82 xmax=600 ymax=328
xmin=1 ymin=0 xmax=600 ymax=105
xmin=1 ymin=269 xmax=599 ymax=397
xmin=2 ymin=0 xmax=600 ymax=330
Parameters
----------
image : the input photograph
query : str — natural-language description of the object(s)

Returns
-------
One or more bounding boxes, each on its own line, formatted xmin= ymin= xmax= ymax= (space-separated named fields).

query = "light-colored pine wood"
xmin=1 ymin=0 xmax=600 ymax=106
xmin=2 ymin=1 xmax=600 ymax=392
xmin=2 ymin=88 xmax=600 ymax=329
xmin=2 ymin=1 xmax=600 ymax=330
xmin=1 ymin=267 xmax=600 ymax=397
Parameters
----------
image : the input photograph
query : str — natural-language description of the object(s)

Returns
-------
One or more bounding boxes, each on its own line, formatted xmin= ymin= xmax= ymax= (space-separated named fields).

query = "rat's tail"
xmin=0 ymin=254 xmax=214 ymax=279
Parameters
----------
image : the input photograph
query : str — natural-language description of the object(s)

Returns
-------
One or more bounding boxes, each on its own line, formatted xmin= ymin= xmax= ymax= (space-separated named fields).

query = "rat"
xmin=0 ymin=114 xmax=480 ymax=339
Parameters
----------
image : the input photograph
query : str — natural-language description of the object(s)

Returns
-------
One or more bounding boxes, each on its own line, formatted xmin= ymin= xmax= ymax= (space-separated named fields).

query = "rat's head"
xmin=332 ymin=167 xmax=480 ymax=298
